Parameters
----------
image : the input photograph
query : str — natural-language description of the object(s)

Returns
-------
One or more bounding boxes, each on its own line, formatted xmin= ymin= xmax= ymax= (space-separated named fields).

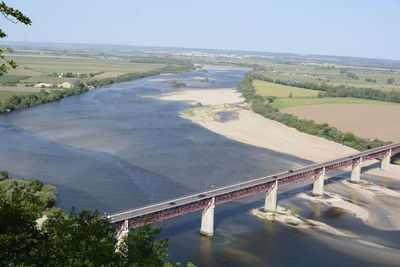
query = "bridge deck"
xmin=108 ymin=143 xmax=400 ymax=231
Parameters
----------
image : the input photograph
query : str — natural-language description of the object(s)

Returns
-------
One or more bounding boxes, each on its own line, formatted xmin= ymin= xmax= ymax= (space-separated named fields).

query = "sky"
xmin=2 ymin=0 xmax=400 ymax=60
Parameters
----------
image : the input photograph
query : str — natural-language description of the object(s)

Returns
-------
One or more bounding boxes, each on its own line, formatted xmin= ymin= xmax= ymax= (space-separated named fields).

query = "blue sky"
xmin=2 ymin=0 xmax=400 ymax=59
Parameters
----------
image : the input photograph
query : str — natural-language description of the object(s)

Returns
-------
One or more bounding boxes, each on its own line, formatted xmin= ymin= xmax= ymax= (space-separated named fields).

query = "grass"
xmin=0 ymin=91 xmax=32 ymax=103
xmin=271 ymin=97 xmax=400 ymax=109
xmin=253 ymin=79 xmax=319 ymax=97
xmin=180 ymin=107 xmax=198 ymax=117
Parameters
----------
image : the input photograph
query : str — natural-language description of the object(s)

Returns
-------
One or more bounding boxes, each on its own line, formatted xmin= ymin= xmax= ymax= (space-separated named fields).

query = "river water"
xmin=0 ymin=67 xmax=398 ymax=266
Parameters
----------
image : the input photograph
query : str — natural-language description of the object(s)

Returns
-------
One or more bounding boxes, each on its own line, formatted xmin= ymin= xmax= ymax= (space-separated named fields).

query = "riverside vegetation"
xmin=0 ymin=170 xmax=194 ymax=267
xmin=238 ymin=72 xmax=389 ymax=151
xmin=0 ymin=63 xmax=194 ymax=113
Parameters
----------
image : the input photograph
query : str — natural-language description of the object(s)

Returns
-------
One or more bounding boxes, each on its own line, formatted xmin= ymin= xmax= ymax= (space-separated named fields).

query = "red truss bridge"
xmin=108 ymin=143 xmax=400 ymax=237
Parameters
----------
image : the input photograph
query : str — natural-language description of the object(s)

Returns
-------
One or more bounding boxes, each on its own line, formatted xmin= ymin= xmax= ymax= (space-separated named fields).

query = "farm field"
xmin=270 ymin=97 xmax=400 ymax=109
xmin=253 ymin=79 xmax=319 ymax=97
xmin=255 ymin=60 xmax=400 ymax=92
xmin=6 ymin=55 xmax=164 ymax=75
xmin=283 ymin=104 xmax=400 ymax=142
xmin=0 ymin=52 xmax=167 ymax=89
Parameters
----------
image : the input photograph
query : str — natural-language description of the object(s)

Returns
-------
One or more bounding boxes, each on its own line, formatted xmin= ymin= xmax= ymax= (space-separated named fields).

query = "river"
xmin=0 ymin=66 xmax=398 ymax=266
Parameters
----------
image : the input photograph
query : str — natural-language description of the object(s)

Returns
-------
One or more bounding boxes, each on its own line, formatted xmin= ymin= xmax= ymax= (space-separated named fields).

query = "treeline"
xmin=238 ymin=72 xmax=390 ymax=151
xmin=217 ymin=61 xmax=266 ymax=71
xmin=129 ymin=56 xmax=193 ymax=66
xmin=0 ymin=85 xmax=89 ymax=112
xmin=0 ymin=171 xmax=193 ymax=266
xmin=0 ymin=63 xmax=195 ymax=113
xmin=86 ymin=64 xmax=194 ymax=89
xmin=253 ymin=72 xmax=400 ymax=103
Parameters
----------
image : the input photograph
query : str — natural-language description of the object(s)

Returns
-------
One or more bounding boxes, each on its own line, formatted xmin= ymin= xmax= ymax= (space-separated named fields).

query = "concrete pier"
xmin=381 ymin=150 xmax=391 ymax=170
xmin=264 ymin=181 xmax=278 ymax=212
xmin=200 ymin=197 xmax=215 ymax=237
xmin=116 ymin=219 xmax=129 ymax=244
xmin=351 ymin=158 xmax=362 ymax=182
xmin=312 ymin=168 xmax=325 ymax=196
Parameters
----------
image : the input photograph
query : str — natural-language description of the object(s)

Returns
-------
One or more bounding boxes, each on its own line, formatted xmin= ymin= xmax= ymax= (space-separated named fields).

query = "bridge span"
xmin=108 ymin=143 xmax=400 ymax=237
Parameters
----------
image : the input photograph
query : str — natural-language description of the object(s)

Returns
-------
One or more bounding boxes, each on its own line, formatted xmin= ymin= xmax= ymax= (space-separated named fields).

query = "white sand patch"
xmin=181 ymin=105 xmax=356 ymax=162
xmin=298 ymin=192 xmax=369 ymax=221
xmin=157 ymin=88 xmax=244 ymax=105
xmin=148 ymin=78 xmax=169 ymax=82
xmin=343 ymin=180 xmax=400 ymax=198
xmin=252 ymin=207 xmax=357 ymax=238
xmin=192 ymin=76 xmax=216 ymax=81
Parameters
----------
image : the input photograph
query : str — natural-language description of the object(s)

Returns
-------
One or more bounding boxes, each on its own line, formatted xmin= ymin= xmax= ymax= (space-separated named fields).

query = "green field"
xmin=7 ymin=55 xmax=165 ymax=74
xmin=253 ymin=79 xmax=319 ymax=97
xmin=271 ymin=97 xmax=400 ymax=109
xmin=0 ymin=75 xmax=30 ymax=85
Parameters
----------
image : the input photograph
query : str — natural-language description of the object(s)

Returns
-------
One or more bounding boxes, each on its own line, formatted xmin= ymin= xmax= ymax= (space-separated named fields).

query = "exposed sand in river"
xmin=156 ymin=87 xmax=357 ymax=162
xmin=157 ymin=88 xmax=244 ymax=106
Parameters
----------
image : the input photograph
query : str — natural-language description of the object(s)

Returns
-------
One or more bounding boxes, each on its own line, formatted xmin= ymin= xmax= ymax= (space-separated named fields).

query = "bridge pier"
xmin=350 ymin=158 xmax=362 ymax=182
xmin=312 ymin=168 xmax=325 ymax=196
xmin=264 ymin=181 xmax=278 ymax=212
xmin=200 ymin=197 xmax=215 ymax=237
xmin=381 ymin=149 xmax=391 ymax=170
xmin=116 ymin=219 xmax=129 ymax=244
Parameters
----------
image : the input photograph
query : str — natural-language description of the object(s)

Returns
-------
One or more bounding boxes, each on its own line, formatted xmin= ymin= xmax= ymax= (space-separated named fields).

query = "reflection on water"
xmin=0 ymin=66 xmax=399 ymax=266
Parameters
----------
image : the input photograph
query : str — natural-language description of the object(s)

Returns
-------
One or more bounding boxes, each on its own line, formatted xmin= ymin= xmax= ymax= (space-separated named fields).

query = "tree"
xmin=44 ymin=208 xmax=120 ymax=266
xmin=0 ymin=1 xmax=32 ymax=73
xmin=120 ymin=222 xmax=170 ymax=267
xmin=0 ymin=188 xmax=47 ymax=266
xmin=387 ymin=78 xmax=395 ymax=85
xmin=0 ymin=170 xmax=9 ymax=180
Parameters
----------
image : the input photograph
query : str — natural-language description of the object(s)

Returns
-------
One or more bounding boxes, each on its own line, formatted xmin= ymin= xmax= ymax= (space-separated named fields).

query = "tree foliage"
xmin=0 ymin=1 xmax=32 ymax=73
xmin=0 ymin=172 xmax=187 ymax=266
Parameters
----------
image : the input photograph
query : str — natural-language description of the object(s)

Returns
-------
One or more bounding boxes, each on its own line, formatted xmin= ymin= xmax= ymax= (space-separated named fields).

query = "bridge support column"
xmin=200 ymin=197 xmax=215 ymax=237
xmin=264 ymin=181 xmax=278 ymax=212
xmin=351 ymin=158 xmax=362 ymax=182
xmin=117 ymin=219 xmax=129 ymax=244
xmin=312 ymin=168 xmax=325 ymax=196
xmin=381 ymin=150 xmax=391 ymax=170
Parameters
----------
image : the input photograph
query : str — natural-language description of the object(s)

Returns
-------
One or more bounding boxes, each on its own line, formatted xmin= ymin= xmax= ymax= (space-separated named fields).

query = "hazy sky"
xmin=2 ymin=0 xmax=400 ymax=60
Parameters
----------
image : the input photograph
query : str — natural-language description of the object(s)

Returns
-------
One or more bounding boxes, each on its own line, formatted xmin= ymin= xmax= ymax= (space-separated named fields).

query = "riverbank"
xmin=155 ymin=87 xmax=357 ymax=162
xmin=0 ymin=64 xmax=194 ymax=113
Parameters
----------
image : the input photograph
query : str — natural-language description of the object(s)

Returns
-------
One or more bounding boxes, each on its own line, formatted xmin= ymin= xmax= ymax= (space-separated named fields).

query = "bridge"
xmin=108 ymin=143 xmax=400 ymax=237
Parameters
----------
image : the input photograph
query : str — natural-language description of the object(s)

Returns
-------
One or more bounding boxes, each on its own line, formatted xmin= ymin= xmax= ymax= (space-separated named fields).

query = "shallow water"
xmin=1 ymin=66 xmax=399 ymax=266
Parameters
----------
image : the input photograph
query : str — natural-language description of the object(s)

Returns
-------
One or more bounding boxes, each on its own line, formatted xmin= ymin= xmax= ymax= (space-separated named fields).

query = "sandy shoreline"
xmin=155 ymin=87 xmax=357 ymax=162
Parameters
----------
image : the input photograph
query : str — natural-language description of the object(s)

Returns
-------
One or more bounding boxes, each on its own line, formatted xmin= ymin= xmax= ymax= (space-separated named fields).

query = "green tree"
xmin=0 ymin=1 xmax=32 ymax=73
xmin=387 ymin=78 xmax=395 ymax=84
xmin=0 ymin=188 xmax=47 ymax=266
xmin=44 ymin=208 xmax=120 ymax=266
xmin=120 ymin=222 xmax=170 ymax=267
xmin=0 ymin=170 xmax=9 ymax=181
